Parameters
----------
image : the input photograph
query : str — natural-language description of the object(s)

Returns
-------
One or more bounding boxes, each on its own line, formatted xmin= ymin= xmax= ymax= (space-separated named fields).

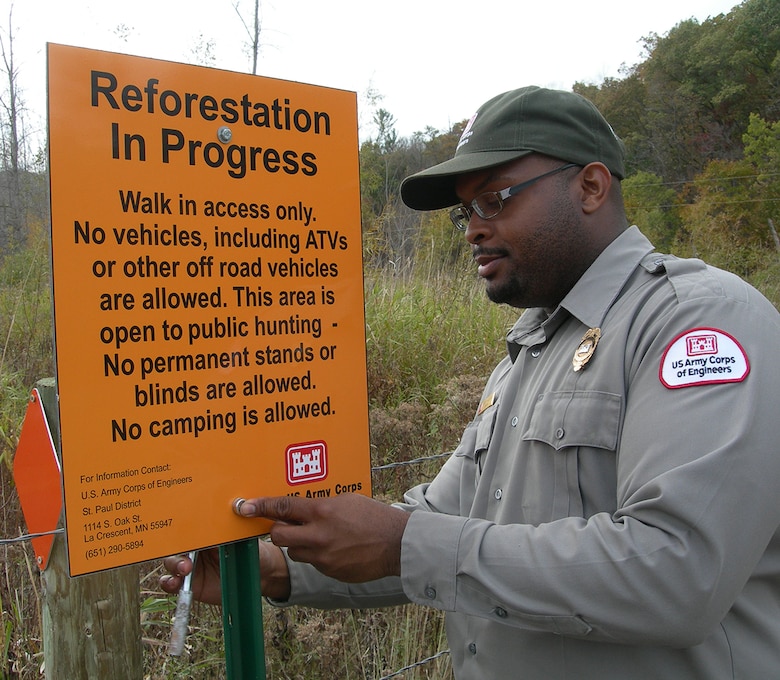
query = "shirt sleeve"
xmin=268 ymin=549 xmax=409 ymax=609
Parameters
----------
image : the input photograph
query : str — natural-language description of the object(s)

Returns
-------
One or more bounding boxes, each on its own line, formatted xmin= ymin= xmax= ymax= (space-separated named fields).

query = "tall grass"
xmin=365 ymin=268 xmax=516 ymax=407
xmin=364 ymin=267 xmax=516 ymax=495
xmin=0 ymin=229 xmax=54 ymax=466
xmin=0 ymin=229 xmax=54 ymax=678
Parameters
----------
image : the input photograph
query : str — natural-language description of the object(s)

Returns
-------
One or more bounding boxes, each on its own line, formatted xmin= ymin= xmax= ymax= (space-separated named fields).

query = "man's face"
xmin=455 ymin=156 xmax=588 ymax=310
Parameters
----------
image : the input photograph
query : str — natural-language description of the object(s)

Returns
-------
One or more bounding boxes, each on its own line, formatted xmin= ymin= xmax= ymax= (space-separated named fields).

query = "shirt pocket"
xmin=522 ymin=390 xmax=622 ymax=452
xmin=455 ymin=403 xmax=499 ymax=485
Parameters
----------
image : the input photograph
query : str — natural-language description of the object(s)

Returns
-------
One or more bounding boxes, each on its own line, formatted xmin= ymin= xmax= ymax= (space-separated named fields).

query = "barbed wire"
xmin=0 ymin=528 xmax=63 ymax=545
xmin=379 ymin=649 xmax=451 ymax=679
xmin=371 ymin=451 xmax=451 ymax=471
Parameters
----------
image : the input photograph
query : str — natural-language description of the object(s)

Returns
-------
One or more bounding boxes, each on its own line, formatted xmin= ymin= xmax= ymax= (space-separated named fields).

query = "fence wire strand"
xmin=0 ymin=528 xmax=64 ymax=545
xmin=371 ymin=451 xmax=451 ymax=471
xmin=379 ymin=649 xmax=452 ymax=679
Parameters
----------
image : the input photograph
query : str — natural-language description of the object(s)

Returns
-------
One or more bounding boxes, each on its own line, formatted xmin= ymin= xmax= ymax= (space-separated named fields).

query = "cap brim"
xmin=400 ymin=149 xmax=533 ymax=211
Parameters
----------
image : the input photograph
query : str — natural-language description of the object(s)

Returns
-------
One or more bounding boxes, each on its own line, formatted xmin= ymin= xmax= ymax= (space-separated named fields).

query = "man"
xmin=162 ymin=87 xmax=780 ymax=678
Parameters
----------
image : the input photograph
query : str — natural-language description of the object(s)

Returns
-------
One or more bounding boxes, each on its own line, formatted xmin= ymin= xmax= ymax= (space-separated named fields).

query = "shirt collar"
xmin=560 ymin=225 xmax=655 ymax=328
xmin=507 ymin=226 xmax=655 ymax=350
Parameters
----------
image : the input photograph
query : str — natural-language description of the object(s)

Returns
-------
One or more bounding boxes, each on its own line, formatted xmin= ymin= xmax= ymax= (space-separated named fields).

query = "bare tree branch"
xmin=233 ymin=0 xmax=261 ymax=74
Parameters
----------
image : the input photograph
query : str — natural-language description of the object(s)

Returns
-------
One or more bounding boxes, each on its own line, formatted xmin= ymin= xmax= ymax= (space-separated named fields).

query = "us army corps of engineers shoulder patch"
xmin=659 ymin=327 xmax=750 ymax=389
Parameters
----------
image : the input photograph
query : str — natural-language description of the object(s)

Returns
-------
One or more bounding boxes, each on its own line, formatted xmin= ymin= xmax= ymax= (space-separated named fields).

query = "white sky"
xmin=8 ymin=0 xmax=741 ymax=145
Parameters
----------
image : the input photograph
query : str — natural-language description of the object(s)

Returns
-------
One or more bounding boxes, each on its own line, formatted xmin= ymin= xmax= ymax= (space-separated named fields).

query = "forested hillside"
xmin=359 ymin=0 xmax=780 ymax=283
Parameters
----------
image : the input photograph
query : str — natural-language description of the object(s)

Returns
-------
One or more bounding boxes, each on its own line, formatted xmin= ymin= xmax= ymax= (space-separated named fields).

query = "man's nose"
xmin=464 ymin=212 xmax=493 ymax=244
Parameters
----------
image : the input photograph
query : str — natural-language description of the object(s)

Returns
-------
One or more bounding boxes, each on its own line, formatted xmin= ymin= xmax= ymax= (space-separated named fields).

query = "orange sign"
xmin=48 ymin=44 xmax=370 ymax=575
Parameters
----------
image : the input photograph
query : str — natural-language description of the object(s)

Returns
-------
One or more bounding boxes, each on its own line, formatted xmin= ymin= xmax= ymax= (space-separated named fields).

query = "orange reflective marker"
xmin=13 ymin=389 xmax=62 ymax=570
xmin=48 ymin=44 xmax=370 ymax=575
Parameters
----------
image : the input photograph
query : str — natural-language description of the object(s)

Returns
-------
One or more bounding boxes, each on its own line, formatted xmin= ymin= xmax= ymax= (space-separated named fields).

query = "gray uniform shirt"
xmin=278 ymin=227 xmax=780 ymax=679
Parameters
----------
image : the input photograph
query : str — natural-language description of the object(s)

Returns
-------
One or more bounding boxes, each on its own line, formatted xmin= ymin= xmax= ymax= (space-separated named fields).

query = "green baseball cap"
xmin=400 ymin=86 xmax=626 ymax=211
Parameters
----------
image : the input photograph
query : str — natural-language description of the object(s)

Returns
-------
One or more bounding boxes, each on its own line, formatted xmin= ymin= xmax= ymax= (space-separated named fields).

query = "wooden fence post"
xmin=36 ymin=379 xmax=143 ymax=679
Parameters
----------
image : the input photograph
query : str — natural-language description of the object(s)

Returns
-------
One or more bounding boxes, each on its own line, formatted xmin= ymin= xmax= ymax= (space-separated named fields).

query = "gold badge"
xmin=477 ymin=392 xmax=496 ymax=415
xmin=572 ymin=328 xmax=601 ymax=372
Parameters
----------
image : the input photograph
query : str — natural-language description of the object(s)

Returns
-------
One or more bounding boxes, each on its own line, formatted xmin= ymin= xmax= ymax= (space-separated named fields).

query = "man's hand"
xmin=160 ymin=540 xmax=292 ymax=603
xmin=237 ymin=493 xmax=410 ymax=583
xmin=161 ymin=548 xmax=222 ymax=605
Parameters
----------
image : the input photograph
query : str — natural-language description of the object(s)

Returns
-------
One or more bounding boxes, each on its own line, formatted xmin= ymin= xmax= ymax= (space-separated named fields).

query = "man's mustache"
xmin=472 ymin=246 xmax=508 ymax=260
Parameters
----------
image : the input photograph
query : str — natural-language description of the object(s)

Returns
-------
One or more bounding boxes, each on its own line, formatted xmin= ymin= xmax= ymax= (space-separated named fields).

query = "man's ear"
xmin=578 ymin=162 xmax=613 ymax=215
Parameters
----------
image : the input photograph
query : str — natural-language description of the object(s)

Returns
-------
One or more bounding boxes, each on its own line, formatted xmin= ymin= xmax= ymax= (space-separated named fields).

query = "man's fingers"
xmin=159 ymin=574 xmax=182 ymax=594
xmin=159 ymin=554 xmax=193 ymax=594
xmin=269 ymin=517 xmax=321 ymax=550
xmin=238 ymin=495 xmax=313 ymax=523
xmin=233 ymin=494 xmax=407 ymax=583
xmin=163 ymin=554 xmax=192 ymax=577
xmin=236 ymin=496 xmax=326 ymax=556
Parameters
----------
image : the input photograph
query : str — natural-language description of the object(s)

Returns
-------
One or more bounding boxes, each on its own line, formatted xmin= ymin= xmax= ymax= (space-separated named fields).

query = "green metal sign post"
xmin=220 ymin=539 xmax=267 ymax=679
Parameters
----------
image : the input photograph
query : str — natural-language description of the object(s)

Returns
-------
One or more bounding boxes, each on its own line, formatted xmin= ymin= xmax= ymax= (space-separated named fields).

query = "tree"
xmin=742 ymin=113 xmax=780 ymax=241
xmin=234 ymin=0 xmax=262 ymax=75
xmin=374 ymin=108 xmax=399 ymax=154
xmin=575 ymin=69 xmax=649 ymax=176
xmin=188 ymin=33 xmax=217 ymax=66
xmin=622 ymin=171 xmax=682 ymax=251
xmin=675 ymin=113 xmax=780 ymax=275
xmin=357 ymin=106 xmax=474 ymax=272
xmin=0 ymin=3 xmax=31 ymax=254
xmin=578 ymin=0 xmax=780 ymax=182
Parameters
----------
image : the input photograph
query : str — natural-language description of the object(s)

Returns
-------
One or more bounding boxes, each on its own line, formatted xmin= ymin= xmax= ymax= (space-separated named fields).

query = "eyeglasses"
xmin=449 ymin=163 xmax=580 ymax=231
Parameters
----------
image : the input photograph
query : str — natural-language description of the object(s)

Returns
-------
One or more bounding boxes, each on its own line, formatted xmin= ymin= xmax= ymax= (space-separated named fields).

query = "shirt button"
xmin=494 ymin=488 xmax=503 ymax=500
xmin=468 ymin=643 xmax=477 ymax=655
xmin=531 ymin=348 xmax=541 ymax=358
xmin=511 ymin=416 xmax=518 ymax=427
xmin=555 ymin=427 xmax=565 ymax=439
xmin=495 ymin=607 xmax=508 ymax=618
xmin=424 ymin=586 xmax=437 ymax=600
